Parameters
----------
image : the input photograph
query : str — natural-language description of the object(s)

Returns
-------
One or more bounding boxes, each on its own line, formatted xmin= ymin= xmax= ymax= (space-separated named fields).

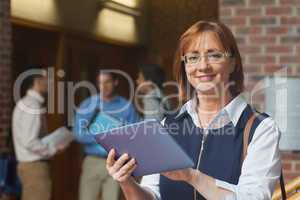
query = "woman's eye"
xmin=208 ymin=53 xmax=223 ymax=59
xmin=187 ymin=55 xmax=199 ymax=62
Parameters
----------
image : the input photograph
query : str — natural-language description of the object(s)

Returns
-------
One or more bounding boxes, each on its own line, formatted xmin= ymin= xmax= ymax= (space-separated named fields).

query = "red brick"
xmin=295 ymin=163 xmax=300 ymax=171
xmin=280 ymin=0 xmax=300 ymax=4
xmin=250 ymin=17 xmax=277 ymax=25
xmin=249 ymin=36 xmax=276 ymax=44
xmin=239 ymin=45 xmax=262 ymax=54
xmin=222 ymin=17 xmax=247 ymax=26
xmin=0 ymin=0 xmax=12 ymax=152
xmin=249 ymin=56 xmax=276 ymax=64
xmin=280 ymin=36 xmax=300 ymax=44
xmin=221 ymin=0 xmax=245 ymax=6
xmin=266 ymin=7 xmax=292 ymax=15
xmin=283 ymin=172 xmax=300 ymax=182
xmin=266 ymin=27 xmax=289 ymax=34
xmin=263 ymin=65 xmax=284 ymax=73
xmin=281 ymin=17 xmax=300 ymax=25
xmin=243 ymin=64 xmax=262 ymax=73
xmin=296 ymin=66 xmax=300 ymax=76
xmin=235 ymin=36 xmax=246 ymax=45
xmin=282 ymin=152 xmax=300 ymax=160
xmin=282 ymin=162 xmax=292 ymax=171
xmin=280 ymin=56 xmax=300 ymax=63
xmin=0 ymin=139 xmax=6 ymax=149
xmin=266 ymin=46 xmax=293 ymax=53
xmin=220 ymin=8 xmax=233 ymax=17
xmin=235 ymin=7 xmax=262 ymax=16
xmin=235 ymin=26 xmax=262 ymax=34
xmin=296 ymin=46 xmax=300 ymax=53
xmin=249 ymin=0 xmax=276 ymax=5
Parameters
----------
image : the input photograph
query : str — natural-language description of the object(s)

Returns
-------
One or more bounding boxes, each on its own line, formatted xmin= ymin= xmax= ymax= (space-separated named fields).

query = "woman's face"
xmin=184 ymin=31 xmax=235 ymax=96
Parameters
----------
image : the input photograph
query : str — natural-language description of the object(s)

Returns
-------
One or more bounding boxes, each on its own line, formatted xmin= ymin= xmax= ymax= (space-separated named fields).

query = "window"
xmin=99 ymin=0 xmax=142 ymax=16
xmin=111 ymin=0 xmax=139 ymax=8
xmin=96 ymin=0 xmax=145 ymax=44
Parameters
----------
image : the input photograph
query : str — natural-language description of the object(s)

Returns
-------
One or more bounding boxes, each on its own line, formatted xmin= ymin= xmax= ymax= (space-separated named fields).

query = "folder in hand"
xmin=41 ymin=127 xmax=74 ymax=155
xmin=93 ymin=119 xmax=194 ymax=177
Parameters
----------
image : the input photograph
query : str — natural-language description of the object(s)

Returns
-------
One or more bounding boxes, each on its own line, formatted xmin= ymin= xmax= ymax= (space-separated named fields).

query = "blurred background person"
xmin=12 ymin=67 xmax=64 ymax=200
xmin=135 ymin=64 xmax=171 ymax=121
xmin=73 ymin=70 xmax=140 ymax=200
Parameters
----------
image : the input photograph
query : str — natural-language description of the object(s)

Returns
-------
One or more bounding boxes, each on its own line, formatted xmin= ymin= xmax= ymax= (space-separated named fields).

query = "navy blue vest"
xmin=159 ymin=105 xmax=269 ymax=200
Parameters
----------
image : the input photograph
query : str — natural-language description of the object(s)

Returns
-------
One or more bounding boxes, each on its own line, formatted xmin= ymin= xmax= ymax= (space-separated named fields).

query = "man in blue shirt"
xmin=73 ymin=70 xmax=139 ymax=200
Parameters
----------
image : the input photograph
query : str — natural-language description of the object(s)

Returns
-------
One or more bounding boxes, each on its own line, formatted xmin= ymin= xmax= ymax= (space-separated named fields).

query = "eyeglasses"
xmin=182 ymin=51 xmax=232 ymax=65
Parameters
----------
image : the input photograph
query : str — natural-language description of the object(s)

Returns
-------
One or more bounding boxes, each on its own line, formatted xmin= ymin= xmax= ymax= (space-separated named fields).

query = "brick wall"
xmin=219 ymin=0 xmax=300 ymax=182
xmin=0 ymin=0 xmax=12 ymax=153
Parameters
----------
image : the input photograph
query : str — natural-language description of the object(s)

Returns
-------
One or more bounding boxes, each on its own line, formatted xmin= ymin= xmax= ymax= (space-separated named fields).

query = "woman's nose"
xmin=196 ymin=57 xmax=210 ymax=71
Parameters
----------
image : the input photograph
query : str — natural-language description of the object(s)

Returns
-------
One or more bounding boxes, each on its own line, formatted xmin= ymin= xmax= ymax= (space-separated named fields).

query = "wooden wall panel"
xmin=146 ymin=0 xmax=219 ymax=78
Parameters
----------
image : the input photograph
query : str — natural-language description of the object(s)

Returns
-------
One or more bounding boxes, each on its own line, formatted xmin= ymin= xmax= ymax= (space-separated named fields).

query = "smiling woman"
xmin=105 ymin=20 xmax=282 ymax=200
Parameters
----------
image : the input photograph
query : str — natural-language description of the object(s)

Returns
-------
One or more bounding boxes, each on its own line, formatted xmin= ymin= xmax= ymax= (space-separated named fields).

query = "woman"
xmin=106 ymin=21 xmax=281 ymax=200
xmin=135 ymin=64 xmax=171 ymax=120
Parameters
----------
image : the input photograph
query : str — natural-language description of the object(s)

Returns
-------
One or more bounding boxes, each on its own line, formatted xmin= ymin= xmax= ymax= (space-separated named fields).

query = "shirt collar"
xmin=175 ymin=93 xmax=248 ymax=127
xmin=27 ymin=89 xmax=45 ymax=104
xmin=224 ymin=93 xmax=248 ymax=126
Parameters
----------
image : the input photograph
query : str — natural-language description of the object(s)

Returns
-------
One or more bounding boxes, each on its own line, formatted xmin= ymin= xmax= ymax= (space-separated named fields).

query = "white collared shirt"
xmin=141 ymin=94 xmax=282 ymax=200
xmin=12 ymin=89 xmax=54 ymax=162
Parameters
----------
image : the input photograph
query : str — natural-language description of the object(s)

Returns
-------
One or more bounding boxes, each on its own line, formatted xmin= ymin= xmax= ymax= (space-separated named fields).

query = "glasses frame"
xmin=181 ymin=51 xmax=233 ymax=65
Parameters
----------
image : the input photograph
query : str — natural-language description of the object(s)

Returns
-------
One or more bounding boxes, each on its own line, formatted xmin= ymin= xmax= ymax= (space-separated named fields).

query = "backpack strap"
xmin=242 ymin=113 xmax=286 ymax=200
xmin=279 ymin=172 xmax=287 ymax=199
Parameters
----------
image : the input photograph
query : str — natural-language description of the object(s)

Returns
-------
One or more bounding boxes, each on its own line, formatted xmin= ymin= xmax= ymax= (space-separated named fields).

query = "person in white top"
xmin=104 ymin=21 xmax=282 ymax=200
xmin=135 ymin=64 xmax=171 ymax=120
xmin=12 ymin=69 xmax=63 ymax=200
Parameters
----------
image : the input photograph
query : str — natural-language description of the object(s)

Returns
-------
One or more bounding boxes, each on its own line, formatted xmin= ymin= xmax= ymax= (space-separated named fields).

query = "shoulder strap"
xmin=242 ymin=113 xmax=286 ymax=200
xmin=242 ymin=114 xmax=256 ymax=163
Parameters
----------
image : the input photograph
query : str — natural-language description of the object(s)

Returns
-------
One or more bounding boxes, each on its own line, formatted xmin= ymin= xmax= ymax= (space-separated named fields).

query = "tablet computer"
xmin=93 ymin=119 xmax=194 ymax=177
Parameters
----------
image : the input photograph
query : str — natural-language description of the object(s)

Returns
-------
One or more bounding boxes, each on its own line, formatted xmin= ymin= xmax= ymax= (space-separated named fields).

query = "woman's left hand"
xmin=161 ymin=168 xmax=195 ymax=183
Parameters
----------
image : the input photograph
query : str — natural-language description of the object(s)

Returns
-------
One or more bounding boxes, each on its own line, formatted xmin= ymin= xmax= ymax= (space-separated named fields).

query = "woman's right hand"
xmin=107 ymin=149 xmax=157 ymax=200
xmin=106 ymin=149 xmax=137 ymax=183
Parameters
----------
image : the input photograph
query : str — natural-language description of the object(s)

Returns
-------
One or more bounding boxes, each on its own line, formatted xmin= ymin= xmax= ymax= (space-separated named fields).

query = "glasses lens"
xmin=184 ymin=51 xmax=229 ymax=65
xmin=207 ymin=52 xmax=225 ymax=63
xmin=185 ymin=53 xmax=200 ymax=64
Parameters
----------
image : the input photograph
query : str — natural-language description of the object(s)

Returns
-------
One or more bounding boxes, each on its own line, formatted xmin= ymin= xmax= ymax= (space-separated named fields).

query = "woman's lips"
xmin=195 ymin=74 xmax=216 ymax=82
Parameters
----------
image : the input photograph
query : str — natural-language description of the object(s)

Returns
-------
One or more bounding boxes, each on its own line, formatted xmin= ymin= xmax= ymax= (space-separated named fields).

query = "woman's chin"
xmin=196 ymin=89 xmax=218 ymax=96
xmin=194 ymin=82 xmax=217 ymax=94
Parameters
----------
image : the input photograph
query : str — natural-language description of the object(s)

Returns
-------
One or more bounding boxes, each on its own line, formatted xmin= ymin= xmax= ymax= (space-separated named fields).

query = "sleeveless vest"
xmin=159 ymin=105 xmax=269 ymax=200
